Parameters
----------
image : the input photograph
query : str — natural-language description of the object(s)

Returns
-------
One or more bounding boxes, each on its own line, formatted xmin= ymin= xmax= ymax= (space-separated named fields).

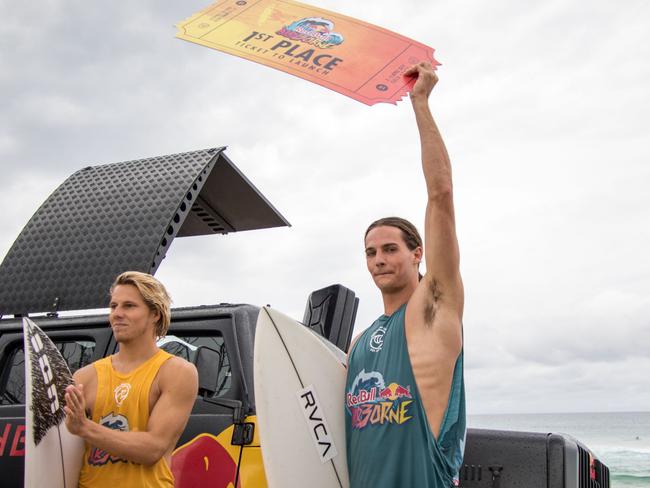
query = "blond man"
xmin=65 ymin=271 xmax=198 ymax=488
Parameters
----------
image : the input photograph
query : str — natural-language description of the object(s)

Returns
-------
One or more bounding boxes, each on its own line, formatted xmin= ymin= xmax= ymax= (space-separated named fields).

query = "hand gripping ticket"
xmin=176 ymin=0 xmax=440 ymax=105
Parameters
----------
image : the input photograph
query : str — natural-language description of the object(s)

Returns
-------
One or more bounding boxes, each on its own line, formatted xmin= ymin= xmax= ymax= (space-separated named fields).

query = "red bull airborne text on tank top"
xmin=345 ymin=304 xmax=466 ymax=487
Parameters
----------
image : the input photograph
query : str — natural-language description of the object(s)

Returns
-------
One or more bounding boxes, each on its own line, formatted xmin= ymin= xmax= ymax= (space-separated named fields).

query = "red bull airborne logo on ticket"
xmin=277 ymin=17 xmax=344 ymax=49
xmin=346 ymin=369 xmax=413 ymax=430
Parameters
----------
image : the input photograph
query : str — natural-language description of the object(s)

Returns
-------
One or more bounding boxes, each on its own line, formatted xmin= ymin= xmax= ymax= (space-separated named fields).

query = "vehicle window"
xmin=0 ymin=339 xmax=96 ymax=405
xmin=157 ymin=334 xmax=231 ymax=398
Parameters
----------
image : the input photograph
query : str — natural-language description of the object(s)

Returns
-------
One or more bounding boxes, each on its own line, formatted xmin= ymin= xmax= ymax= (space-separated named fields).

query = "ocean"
xmin=468 ymin=411 xmax=650 ymax=487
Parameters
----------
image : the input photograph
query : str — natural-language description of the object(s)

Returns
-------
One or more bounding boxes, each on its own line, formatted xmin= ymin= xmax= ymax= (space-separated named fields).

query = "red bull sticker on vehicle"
xmin=346 ymin=369 xmax=413 ymax=430
xmin=171 ymin=415 xmax=266 ymax=488
xmin=172 ymin=432 xmax=241 ymax=488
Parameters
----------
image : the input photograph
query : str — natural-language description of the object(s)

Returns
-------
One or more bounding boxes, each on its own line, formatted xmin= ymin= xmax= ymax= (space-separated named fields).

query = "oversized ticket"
xmin=176 ymin=0 xmax=439 ymax=105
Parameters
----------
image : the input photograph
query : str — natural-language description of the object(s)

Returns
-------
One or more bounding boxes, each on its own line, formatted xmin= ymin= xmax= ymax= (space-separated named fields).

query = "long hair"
xmin=110 ymin=271 xmax=171 ymax=338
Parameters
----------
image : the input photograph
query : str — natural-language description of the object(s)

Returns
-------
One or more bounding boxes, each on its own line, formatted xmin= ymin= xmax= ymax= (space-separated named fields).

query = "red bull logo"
xmin=378 ymin=383 xmax=412 ymax=401
xmin=347 ymin=371 xmax=414 ymax=430
xmin=346 ymin=387 xmax=376 ymax=406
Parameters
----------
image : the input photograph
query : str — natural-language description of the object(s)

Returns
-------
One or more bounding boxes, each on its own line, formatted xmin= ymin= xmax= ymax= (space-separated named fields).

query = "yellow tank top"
xmin=79 ymin=349 xmax=175 ymax=488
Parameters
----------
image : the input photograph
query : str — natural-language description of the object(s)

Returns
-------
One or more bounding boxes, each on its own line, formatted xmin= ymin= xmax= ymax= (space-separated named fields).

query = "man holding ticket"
xmin=345 ymin=62 xmax=466 ymax=487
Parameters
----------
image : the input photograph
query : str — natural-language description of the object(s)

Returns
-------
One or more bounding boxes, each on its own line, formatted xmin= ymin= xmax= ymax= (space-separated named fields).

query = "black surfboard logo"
xmin=297 ymin=384 xmax=338 ymax=463
xmin=23 ymin=318 xmax=74 ymax=446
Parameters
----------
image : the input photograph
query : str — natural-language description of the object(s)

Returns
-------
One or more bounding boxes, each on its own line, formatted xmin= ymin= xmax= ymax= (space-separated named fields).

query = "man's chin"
xmin=373 ymin=274 xmax=391 ymax=285
xmin=375 ymin=280 xmax=400 ymax=294
xmin=113 ymin=330 xmax=132 ymax=344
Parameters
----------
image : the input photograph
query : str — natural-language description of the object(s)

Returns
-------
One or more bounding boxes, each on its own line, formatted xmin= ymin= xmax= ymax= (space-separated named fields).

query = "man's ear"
xmin=413 ymin=246 xmax=423 ymax=264
xmin=151 ymin=309 xmax=161 ymax=325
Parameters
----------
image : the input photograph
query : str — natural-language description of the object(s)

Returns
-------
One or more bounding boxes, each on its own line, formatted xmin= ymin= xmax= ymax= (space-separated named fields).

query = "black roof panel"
xmin=0 ymin=148 xmax=289 ymax=316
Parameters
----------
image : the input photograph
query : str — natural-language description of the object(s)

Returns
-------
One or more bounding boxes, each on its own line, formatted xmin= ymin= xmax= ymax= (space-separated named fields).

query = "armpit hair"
xmin=424 ymin=279 xmax=443 ymax=327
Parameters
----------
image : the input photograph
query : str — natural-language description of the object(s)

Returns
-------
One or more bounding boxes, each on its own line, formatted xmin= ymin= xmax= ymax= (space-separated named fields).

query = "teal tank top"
xmin=345 ymin=304 xmax=466 ymax=487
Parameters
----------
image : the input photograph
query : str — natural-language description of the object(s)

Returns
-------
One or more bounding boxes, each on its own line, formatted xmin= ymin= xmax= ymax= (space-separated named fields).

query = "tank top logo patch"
xmin=114 ymin=382 xmax=131 ymax=406
xmin=346 ymin=369 xmax=413 ymax=430
xmin=87 ymin=412 xmax=130 ymax=466
xmin=368 ymin=326 xmax=387 ymax=352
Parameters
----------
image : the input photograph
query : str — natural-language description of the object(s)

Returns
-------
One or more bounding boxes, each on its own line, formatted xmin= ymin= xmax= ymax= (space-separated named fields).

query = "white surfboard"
xmin=254 ymin=307 xmax=349 ymax=488
xmin=23 ymin=317 xmax=84 ymax=488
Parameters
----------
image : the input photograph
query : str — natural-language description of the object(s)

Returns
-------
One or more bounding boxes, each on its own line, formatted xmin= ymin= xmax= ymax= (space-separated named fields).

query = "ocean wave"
xmin=595 ymin=446 xmax=650 ymax=455
xmin=607 ymin=465 xmax=650 ymax=478
xmin=595 ymin=448 xmax=650 ymax=478
xmin=610 ymin=473 xmax=650 ymax=487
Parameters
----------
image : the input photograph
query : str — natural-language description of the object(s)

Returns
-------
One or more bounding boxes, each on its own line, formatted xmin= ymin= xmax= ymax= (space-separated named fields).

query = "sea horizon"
xmin=469 ymin=409 xmax=650 ymax=417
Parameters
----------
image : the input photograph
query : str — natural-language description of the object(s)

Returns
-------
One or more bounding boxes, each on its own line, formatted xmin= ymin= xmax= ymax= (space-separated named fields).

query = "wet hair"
xmin=110 ymin=271 xmax=171 ymax=338
xmin=364 ymin=217 xmax=424 ymax=279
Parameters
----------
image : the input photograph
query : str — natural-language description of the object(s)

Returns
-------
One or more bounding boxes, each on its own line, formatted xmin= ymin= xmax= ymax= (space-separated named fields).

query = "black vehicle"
xmin=0 ymin=148 xmax=610 ymax=487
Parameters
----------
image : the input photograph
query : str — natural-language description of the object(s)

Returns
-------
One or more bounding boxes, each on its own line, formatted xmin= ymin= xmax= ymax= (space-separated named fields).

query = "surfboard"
xmin=254 ymin=307 xmax=349 ymax=488
xmin=23 ymin=317 xmax=84 ymax=488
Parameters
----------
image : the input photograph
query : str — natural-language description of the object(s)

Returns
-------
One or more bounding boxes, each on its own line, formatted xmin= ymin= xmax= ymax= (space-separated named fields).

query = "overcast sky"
xmin=1 ymin=0 xmax=649 ymax=415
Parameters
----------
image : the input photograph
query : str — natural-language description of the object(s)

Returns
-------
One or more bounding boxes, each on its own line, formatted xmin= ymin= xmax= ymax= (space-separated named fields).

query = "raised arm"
xmin=405 ymin=62 xmax=463 ymax=346
xmin=65 ymin=357 xmax=198 ymax=465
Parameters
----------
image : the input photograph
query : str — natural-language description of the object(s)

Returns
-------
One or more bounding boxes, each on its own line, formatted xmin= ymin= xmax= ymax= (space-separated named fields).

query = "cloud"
xmin=1 ymin=0 xmax=649 ymax=415
xmin=17 ymin=94 xmax=91 ymax=126
xmin=0 ymin=131 xmax=18 ymax=155
xmin=467 ymin=355 xmax=650 ymax=414
xmin=504 ymin=291 xmax=650 ymax=364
